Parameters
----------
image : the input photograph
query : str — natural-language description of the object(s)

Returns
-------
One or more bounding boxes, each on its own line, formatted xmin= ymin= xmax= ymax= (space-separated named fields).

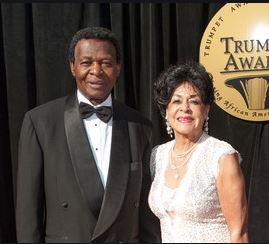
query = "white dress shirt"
xmin=77 ymin=89 xmax=112 ymax=187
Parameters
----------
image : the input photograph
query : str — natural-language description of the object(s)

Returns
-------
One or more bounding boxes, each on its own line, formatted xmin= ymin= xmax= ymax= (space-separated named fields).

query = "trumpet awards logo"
xmin=199 ymin=3 xmax=269 ymax=121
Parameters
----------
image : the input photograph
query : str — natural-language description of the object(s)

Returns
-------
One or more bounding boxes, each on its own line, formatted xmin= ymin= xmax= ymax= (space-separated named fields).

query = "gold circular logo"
xmin=200 ymin=3 xmax=269 ymax=121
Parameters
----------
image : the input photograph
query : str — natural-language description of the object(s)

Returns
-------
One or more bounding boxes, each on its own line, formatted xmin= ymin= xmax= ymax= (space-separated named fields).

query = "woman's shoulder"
xmin=152 ymin=139 xmax=174 ymax=155
xmin=203 ymin=134 xmax=242 ymax=176
xmin=150 ymin=140 xmax=174 ymax=179
xmin=151 ymin=140 xmax=173 ymax=165
xmin=204 ymin=134 xmax=237 ymax=152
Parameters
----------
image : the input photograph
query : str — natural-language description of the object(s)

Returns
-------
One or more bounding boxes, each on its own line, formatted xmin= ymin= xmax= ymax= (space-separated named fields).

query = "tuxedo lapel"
xmin=92 ymin=100 xmax=130 ymax=240
xmin=64 ymin=93 xmax=104 ymax=220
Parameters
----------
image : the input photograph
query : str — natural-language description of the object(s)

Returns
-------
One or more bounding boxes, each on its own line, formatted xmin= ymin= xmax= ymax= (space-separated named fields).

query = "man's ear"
xmin=70 ymin=62 xmax=75 ymax=77
xmin=116 ymin=63 xmax=121 ymax=78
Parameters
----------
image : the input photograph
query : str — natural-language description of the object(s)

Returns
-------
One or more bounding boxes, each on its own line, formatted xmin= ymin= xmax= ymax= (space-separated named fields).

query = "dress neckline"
xmin=162 ymin=132 xmax=206 ymax=191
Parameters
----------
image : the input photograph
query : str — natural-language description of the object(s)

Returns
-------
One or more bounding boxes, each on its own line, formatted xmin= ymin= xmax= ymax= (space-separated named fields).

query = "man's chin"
xmin=88 ymin=95 xmax=110 ymax=105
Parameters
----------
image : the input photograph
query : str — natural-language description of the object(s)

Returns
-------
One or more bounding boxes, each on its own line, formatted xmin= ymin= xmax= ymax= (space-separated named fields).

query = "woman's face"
xmin=166 ymin=82 xmax=210 ymax=138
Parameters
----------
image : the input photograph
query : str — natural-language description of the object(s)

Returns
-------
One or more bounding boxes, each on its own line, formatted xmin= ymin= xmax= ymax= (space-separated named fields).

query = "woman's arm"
xmin=216 ymin=152 xmax=249 ymax=243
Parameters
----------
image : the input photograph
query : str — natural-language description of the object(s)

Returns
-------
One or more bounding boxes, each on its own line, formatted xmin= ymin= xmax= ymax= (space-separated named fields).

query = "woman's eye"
xmin=189 ymin=99 xmax=201 ymax=105
xmin=172 ymin=99 xmax=181 ymax=104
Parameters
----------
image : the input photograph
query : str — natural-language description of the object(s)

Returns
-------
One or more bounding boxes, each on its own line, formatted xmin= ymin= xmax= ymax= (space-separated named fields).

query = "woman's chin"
xmin=174 ymin=126 xmax=202 ymax=137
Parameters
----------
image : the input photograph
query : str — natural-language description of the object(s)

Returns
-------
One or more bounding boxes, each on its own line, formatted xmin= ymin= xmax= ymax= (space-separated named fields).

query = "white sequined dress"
xmin=148 ymin=133 xmax=241 ymax=243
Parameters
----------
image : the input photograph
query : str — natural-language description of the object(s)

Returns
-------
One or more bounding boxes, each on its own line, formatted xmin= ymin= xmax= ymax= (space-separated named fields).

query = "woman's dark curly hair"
xmin=153 ymin=60 xmax=215 ymax=119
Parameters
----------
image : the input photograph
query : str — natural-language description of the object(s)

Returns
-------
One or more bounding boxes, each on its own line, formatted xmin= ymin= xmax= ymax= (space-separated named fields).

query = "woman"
xmin=148 ymin=61 xmax=248 ymax=243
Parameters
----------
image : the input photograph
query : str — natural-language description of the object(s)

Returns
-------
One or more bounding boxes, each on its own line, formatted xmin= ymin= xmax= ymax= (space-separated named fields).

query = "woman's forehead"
xmin=172 ymin=82 xmax=200 ymax=97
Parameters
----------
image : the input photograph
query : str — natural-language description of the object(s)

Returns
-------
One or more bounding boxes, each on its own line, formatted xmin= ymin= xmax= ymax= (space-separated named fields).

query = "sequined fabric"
xmin=148 ymin=132 xmax=241 ymax=243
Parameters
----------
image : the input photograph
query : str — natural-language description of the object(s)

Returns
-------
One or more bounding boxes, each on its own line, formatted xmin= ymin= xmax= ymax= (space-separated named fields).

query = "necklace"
xmin=169 ymin=134 xmax=204 ymax=180
xmin=172 ymin=140 xmax=198 ymax=159
xmin=169 ymin=150 xmax=192 ymax=179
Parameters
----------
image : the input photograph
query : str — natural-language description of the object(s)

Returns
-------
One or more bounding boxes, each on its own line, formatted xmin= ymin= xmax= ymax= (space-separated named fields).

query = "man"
xmin=16 ymin=26 xmax=161 ymax=243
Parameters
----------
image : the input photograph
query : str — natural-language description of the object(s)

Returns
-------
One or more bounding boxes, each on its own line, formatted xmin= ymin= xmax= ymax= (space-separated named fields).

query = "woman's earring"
xmin=204 ymin=116 xmax=209 ymax=134
xmin=165 ymin=116 xmax=173 ymax=138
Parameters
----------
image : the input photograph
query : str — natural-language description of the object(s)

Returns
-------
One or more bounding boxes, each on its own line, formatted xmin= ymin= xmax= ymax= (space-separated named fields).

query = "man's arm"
xmin=16 ymin=112 xmax=45 ymax=242
xmin=139 ymin=128 xmax=161 ymax=243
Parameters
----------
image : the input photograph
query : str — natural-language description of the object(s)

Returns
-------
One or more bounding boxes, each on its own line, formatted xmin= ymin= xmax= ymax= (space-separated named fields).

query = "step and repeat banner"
xmin=200 ymin=3 xmax=269 ymax=121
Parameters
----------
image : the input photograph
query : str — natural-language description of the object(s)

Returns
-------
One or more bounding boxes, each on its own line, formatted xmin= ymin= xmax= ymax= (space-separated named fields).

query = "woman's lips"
xmin=177 ymin=116 xmax=193 ymax=123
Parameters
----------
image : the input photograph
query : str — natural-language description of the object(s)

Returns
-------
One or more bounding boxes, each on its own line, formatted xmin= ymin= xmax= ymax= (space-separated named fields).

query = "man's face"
xmin=70 ymin=38 xmax=121 ymax=105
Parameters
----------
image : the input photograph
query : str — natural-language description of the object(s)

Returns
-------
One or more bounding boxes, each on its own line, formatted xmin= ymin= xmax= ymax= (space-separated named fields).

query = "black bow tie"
xmin=79 ymin=102 xmax=112 ymax=123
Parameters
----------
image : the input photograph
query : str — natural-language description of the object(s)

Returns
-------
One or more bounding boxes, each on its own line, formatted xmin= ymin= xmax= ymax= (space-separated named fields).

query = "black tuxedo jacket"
xmin=16 ymin=93 xmax=161 ymax=243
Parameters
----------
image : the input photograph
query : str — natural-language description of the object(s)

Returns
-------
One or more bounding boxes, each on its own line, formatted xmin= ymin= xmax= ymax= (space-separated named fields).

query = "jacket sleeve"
xmin=16 ymin=112 xmax=45 ymax=242
xmin=139 ymin=127 xmax=161 ymax=243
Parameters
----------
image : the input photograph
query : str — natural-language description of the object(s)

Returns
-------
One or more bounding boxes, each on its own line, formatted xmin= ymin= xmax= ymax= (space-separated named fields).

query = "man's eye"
xmin=81 ymin=61 xmax=90 ymax=65
xmin=102 ymin=61 xmax=113 ymax=67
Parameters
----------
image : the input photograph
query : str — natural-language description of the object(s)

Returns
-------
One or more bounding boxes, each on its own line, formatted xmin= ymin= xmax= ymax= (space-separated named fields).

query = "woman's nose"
xmin=180 ymin=100 xmax=190 ymax=112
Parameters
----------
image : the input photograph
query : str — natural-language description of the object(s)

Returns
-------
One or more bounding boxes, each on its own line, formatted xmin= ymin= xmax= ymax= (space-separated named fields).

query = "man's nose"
xmin=90 ymin=62 xmax=103 ymax=76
